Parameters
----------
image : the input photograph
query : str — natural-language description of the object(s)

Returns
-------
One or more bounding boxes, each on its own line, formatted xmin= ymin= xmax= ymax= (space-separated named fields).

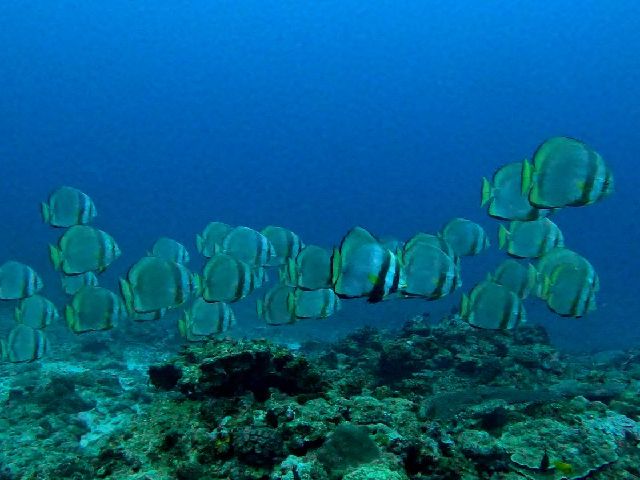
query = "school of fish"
xmin=0 ymin=136 xmax=614 ymax=362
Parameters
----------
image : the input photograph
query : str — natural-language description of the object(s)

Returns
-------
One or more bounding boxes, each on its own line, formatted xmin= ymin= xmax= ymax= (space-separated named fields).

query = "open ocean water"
xmin=1 ymin=2 xmax=640 ymax=479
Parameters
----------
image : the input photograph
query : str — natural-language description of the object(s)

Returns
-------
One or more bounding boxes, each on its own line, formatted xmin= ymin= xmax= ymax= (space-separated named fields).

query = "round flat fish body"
xmin=292 ymin=245 xmax=332 ymax=290
xmin=441 ymin=218 xmax=490 ymax=257
xmin=261 ymin=226 xmax=303 ymax=266
xmin=66 ymin=286 xmax=126 ymax=333
xmin=462 ymin=281 xmax=526 ymax=330
xmin=6 ymin=324 xmax=47 ymax=362
xmin=499 ymin=218 xmax=563 ymax=259
xmin=401 ymin=244 xmax=460 ymax=299
xmin=52 ymin=225 xmax=120 ymax=274
xmin=0 ymin=261 xmax=43 ymax=300
xmin=221 ymin=226 xmax=275 ymax=266
xmin=61 ymin=272 xmax=99 ymax=295
xmin=202 ymin=253 xmax=254 ymax=303
xmin=490 ymin=259 xmax=537 ymax=299
xmin=197 ymin=222 xmax=232 ymax=258
xmin=526 ymin=137 xmax=612 ymax=208
xmin=15 ymin=295 xmax=59 ymax=329
xmin=179 ymin=298 xmax=235 ymax=341
xmin=257 ymin=284 xmax=296 ymax=325
xmin=42 ymin=186 xmax=96 ymax=228
xmin=291 ymin=288 xmax=341 ymax=319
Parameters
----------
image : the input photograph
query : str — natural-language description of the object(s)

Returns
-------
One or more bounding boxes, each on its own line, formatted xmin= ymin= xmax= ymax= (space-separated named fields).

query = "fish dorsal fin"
xmin=498 ymin=224 xmax=510 ymax=250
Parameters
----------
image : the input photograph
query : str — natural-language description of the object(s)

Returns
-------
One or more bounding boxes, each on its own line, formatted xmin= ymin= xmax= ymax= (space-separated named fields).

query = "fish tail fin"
xmin=460 ymin=293 xmax=470 ymax=319
xmin=521 ymin=158 xmax=533 ymax=196
xmin=539 ymin=275 xmax=552 ymax=300
xmin=196 ymin=234 xmax=204 ymax=254
xmin=191 ymin=273 xmax=202 ymax=296
xmin=41 ymin=202 xmax=50 ymax=224
xmin=330 ymin=247 xmax=342 ymax=288
xmin=119 ymin=278 xmax=134 ymax=313
xmin=480 ymin=177 xmax=493 ymax=207
xmin=287 ymin=291 xmax=297 ymax=317
xmin=49 ymin=245 xmax=62 ymax=271
xmin=64 ymin=305 xmax=76 ymax=332
xmin=498 ymin=225 xmax=509 ymax=250
xmin=527 ymin=264 xmax=538 ymax=289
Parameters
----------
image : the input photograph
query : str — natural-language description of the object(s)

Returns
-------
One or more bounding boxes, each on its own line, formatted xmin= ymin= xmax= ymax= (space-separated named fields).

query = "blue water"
xmin=1 ymin=1 xmax=639 ymax=351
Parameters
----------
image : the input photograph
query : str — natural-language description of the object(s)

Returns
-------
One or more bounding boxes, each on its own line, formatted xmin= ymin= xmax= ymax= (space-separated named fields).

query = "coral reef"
xmin=1 ymin=315 xmax=640 ymax=479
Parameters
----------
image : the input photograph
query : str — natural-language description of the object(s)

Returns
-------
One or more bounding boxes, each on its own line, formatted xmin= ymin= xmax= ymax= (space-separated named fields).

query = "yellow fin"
xmin=480 ymin=177 xmax=493 ymax=207
xmin=498 ymin=225 xmax=509 ymax=250
xmin=521 ymin=158 xmax=533 ymax=196
xmin=367 ymin=273 xmax=379 ymax=285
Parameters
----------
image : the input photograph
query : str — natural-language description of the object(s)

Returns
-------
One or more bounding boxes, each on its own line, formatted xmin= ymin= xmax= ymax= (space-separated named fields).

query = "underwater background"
xmin=1 ymin=1 xmax=639 ymax=349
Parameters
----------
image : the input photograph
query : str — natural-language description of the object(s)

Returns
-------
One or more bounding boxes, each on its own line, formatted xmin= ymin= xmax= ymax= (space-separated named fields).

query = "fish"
xmin=289 ymin=288 xmax=341 ymax=319
xmin=150 ymin=237 xmax=190 ymax=264
xmin=481 ymin=162 xmax=554 ymax=221
xmin=261 ymin=225 xmax=304 ymax=266
xmin=488 ymin=259 xmax=537 ymax=299
xmin=178 ymin=298 xmax=235 ymax=341
xmin=0 ymin=261 xmax=43 ymax=300
xmin=196 ymin=221 xmax=232 ymax=258
xmin=440 ymin=218 xmax=490 ymax=257
xmin=257 ymin=284 xmax=297 ymax=325
xmin=522 ymin=136 xmax=614 ymax=208
xmin=65 ymin=286 xmax=127 ymax=333
xmin=402 ymin=232 xmax=457 ymax=259
xmin=498 ymin=218 xmax=564 ymax=259
xmin=61 ymin=272 xmax=99 ymax=295
xmin=398 ymin=243 xmax=461 ymax=300
xmin=219 ymin=226 xmax=276 ymax=266
xmin=331 ymin=227 xmax=403 ymax=303
xmin=201 ymin=253 xmax=263 ymax=303
xmin=15 ymin=295 xmax=59 ymax=329
xmin=49 ymin=225 xmax=121 ymax=274
xmin=4 ymin=324 xmax=47 ymax=362
xmin=539 ymin=263 xmax=598 ymax=317
xmin=460 ymin=280 xmax=527 ymax=330
xmin=536 ymin=247 xmax=599 ymax=294
xmin=279 ymin=245 xmax=332 ymax=290
xmin=120 ymin=256 xmax=200 ymax=313
xmin=41 ymin=186 xmax=97 ymax=228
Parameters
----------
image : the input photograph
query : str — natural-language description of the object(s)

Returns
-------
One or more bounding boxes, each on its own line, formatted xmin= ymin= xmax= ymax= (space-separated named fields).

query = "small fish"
xmin=279 ymin=245 xmax=332 ymax=290
xmin=41 ymin=186 xmax=97 ymax=228
xmin=498 ymin=218 xmax=563 ymax=258
xmin=196 ymin=221 xmax=232 ymax=258
xmin=536 ymin=248 xmax=599 ymax=294
xmin=488 ymin=259 xmax=537 ymax=299
xmin=150 ymin=237 xmax=190 ymax=264
xmin=261 ymin=225 xmax=304 ymax=266
xmin=289 ymin=288 xmax=341 ymax=319
xmin=219 ymin=226 xmax=276 ymax=267
xmin=481 ymin=162 xmax=553 ymax=221
xmin=201 ymin=253 xmax=263 ymax=303
xmin=460 ymin=280 xmax=526 ymax=330
xmin=257 ymin=284 xmax=297 ymax=325
xmin=178 ymin=298 xmax=235 ymax=341
xmin=440 ymin=218 xmax=490 ymax=257
xmin=65 ymin=286 xmax=127 ymax=334
xmin=332 ymin=227 xmax=403 ymax=303
xmin=0 ymin=261 xmax=43 ymax=300
xmin=61 ymin=272 xmax=99 ymax=295
xmin=539 ymin=263 xmax=598 ymax=317
xmin=50 ymin=225 xmax=121 ymax=274
xmin=5 ymin=324 xmax=47 ymax=362
xmin=120 ymin=256 xmax=200 ymax=313
xmin=15 ymin=295 xmax=59 ymax=329
xmin=522 ymin=136 xmax=614 ymax=208
xmin=402 ymin=232 xmax=457 ymax=259
xmin=399 ymin=243 xmax=461 ymax=300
